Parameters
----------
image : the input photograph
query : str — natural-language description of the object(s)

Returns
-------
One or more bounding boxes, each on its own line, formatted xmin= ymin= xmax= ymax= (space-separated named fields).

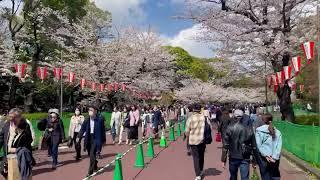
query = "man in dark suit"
xmin=77 ymin=104 xmax=106 ymax=177
xmin=152 ymin=106 xmax=162 ymax=138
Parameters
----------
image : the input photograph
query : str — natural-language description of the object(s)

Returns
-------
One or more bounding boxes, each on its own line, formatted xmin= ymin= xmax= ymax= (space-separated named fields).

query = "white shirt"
xmin=181 ymin=108 xmax=185 ymax=116
xmin=90 ymin=118 xmax=94 ymax=134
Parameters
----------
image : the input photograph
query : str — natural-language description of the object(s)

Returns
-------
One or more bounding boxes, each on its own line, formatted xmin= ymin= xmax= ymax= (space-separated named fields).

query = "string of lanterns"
xmin=12 ymin=64 xmax=157 ymax=100
xmin=267 ymin=41 xmax=315 ymax=94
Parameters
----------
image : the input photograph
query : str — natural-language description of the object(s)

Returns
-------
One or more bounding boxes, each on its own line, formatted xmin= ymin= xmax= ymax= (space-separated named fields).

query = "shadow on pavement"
xmin=33 ymin=168 xmax=55 ymax=176
xmin=203 ymin=168 xmax=222 ymax=176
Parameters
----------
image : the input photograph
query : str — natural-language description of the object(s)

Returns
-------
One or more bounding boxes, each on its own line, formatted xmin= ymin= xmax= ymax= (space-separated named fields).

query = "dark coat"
xmin=78 ymin=114 xmax=106 ymax=150
xmin=16 ymin=147 xmax=33 ymax=180
xmin=38 ymin=118 xmax=65 ymax=144
xmin=0 ymin=119 xmax=32 ymax=160
xmin=240 ymin=114 xmax=252 ymax=128
xmin=152 ymin=110 xmax=162 ymax=127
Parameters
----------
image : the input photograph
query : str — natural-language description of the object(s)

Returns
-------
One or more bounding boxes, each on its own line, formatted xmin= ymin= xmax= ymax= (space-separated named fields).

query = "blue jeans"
xmin=50 ymin=143 xmax=59 ymax=166
xmin=229 ymin=158 xmax=250 ymax=180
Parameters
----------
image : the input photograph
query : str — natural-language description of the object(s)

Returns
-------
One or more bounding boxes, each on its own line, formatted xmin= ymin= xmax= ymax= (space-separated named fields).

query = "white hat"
xmin=234 ymin=109 xmax=244 ymax=118
xmin=50 ymin=108 xmax=60 ymax=116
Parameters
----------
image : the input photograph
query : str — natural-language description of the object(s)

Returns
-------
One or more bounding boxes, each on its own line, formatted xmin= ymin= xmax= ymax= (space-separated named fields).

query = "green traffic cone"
xmin=134 ymin=143 xmax=145 ymax=168
xmin=147 ymin=137 xmax=155 ymax=158
xmin=113 ymin=154 xmax=123 ymax=180
xmin=159 ymin=130 xmax=167 ymax=148
xmin=177 ymin=123 xmax=182 ymax=137
xmin=169 ymin=126 xmax=175 ymax=141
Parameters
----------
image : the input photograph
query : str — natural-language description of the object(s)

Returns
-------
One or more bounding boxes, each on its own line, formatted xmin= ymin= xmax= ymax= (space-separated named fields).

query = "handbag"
xmin=215 ymin=132 xmax=222 ymax=142
xmin=203 ymin=119 xmax=212 ymax=144
xmin=67 ymin=136 xmax=73 ymax=148
xmin=123 ymin=116 xmax=130 ymax=128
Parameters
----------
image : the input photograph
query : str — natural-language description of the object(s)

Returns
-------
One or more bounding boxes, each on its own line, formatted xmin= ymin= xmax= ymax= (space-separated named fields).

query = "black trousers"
xmin=190 ymin=143 xmax=206 ymax=176
xmin=73 ymin=132 xmax=81 ymax=158
xmin=87 ymin=134 xmax=98 ymax=175
xmin=258 ymin=155 xmax=281 ymax=180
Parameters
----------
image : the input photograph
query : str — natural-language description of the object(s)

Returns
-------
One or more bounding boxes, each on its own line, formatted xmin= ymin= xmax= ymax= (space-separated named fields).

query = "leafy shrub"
xmin=293 ymin=115 xmax=320 ymax=126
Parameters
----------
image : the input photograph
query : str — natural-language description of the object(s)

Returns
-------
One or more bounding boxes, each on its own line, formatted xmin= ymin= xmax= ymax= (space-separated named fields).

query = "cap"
xmin=234 ymin=109 xmax=243 ymax=118
xmin=50 ymin=108 xmax=60 ymax=116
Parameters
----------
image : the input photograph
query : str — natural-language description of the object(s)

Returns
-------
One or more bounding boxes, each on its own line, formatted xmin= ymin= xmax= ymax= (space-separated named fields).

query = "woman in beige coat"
xmin=68 ymin=108 xmax=84 ymax=160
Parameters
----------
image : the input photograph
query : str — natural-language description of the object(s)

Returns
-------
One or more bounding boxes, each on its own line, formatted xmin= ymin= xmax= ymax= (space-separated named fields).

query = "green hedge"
xmin=294 ymin=114 xmax=320 ymax=126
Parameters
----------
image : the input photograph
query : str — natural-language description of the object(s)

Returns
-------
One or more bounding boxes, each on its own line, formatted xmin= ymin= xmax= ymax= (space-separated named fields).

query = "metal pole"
xmin=317 ymin=3 xmax=320 ymax=125
xmin=60 ymin=51 xmax=63 ymax=116
xmin=265 ymin=58 xmax=269 ymax=112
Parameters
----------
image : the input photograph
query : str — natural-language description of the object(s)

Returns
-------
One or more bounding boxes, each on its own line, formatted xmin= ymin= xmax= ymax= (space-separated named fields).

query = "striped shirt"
xmin=185 ymin=113 xmax=205 ymax=145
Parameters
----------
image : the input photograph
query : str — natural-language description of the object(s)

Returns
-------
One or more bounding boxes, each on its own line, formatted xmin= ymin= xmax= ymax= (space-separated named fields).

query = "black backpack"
xmin=203 ymin=119 xmax=212 ymax=144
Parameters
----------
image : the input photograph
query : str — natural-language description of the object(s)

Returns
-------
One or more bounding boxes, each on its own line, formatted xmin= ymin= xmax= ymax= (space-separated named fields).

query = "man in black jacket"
xmin=221 ymin=109 xmax=257 ymax=180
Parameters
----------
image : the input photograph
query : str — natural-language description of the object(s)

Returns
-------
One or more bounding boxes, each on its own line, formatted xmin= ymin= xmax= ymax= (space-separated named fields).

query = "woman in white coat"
xmin=68 ymin=108 xmax=85 ymax=160
xmin=110 ymin=107 xmax=122 ymax=144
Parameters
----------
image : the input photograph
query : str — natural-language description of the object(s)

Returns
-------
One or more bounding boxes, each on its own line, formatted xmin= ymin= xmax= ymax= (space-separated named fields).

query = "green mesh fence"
xmin=274 ymin=120 xmax=320 ymax=165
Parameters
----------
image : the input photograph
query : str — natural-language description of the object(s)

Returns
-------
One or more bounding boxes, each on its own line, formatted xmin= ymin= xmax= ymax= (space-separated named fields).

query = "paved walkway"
xmin=32 ymin=129 xmax=310 ymax=180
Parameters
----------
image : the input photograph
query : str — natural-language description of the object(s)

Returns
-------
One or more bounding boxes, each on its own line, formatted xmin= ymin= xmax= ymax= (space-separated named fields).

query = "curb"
xmin=282 ymin=149 xmax=320 ymax=178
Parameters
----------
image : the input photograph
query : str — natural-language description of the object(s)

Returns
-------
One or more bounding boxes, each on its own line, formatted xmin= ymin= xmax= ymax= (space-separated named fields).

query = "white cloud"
xmin=94 ymin=0 xmax=146 ymax=26
xmin=164 ymin=24 xmax=215 ymax=58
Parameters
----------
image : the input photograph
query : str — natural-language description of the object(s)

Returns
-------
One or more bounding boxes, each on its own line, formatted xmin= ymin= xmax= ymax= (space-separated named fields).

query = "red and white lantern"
xmin=301 ymin=41 xmax=315 ymax=64
xmin=121 ymin=83 xmax=126 ymax=92
xmin=99 ymin=84 xmax=105 ymax=92
xmin=273 ymin=85 xmax=278 ymax=95
xmin=288 ymin=78 xmax=296 ymax=91
xmin=14 ymin=64 xmax=27 ymax=80
xmin=276 ymin=72 xmax=283 ymax=84
xmin=108 ymin=84 xmax=113 ymax=92
xmin=67 ymin=72 xmax=75 ymax=83
xmin=299 ymin=84 xmax=304 ymax=93
xmin=271 ymin=74 xmax=278 ymax=86
xmin=53 ymin=67 xmax=63 ymax=80
xmin=291 ymin=56 xmax=301 ymax=75
xmin=114 ymin=82 xmax=119 ymax=92
xmin=91 ymin=82 xmax=96 ymax=91
xmin=37 ymin=67 xmax=47 ymax=81
xmin=80 ymin=79 xmax=86 ymax=90
xmin=282 ymin=66 xmax=292 ymax=80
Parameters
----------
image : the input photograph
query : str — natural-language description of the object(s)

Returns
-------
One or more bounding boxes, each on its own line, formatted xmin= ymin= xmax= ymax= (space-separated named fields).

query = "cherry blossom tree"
xmin=185 ymin=0 xmax=318 ymax=121
xmin=175 ymin=79 xmax=264 ymax=103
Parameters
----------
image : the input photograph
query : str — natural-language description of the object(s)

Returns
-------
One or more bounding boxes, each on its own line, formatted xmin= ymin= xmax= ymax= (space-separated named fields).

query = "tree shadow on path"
xmin=203 ymin=168 xmax=222 ymax=177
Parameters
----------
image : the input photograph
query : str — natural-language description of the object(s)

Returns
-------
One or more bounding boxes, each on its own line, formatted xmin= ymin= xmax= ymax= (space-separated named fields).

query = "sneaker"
xmin=195 ymin=176 xmax=202 ymax=180
xmin=52 ymin=164 xmax=57 ymax=170
xmin=187 ymin=151 xmax=191 ymax=156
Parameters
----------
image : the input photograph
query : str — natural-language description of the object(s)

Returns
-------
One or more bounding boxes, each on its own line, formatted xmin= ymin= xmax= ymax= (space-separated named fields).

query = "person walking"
xmin=68 ymin=108 xmax=85 ymax=160
xmin=77 ymin=105 xmax=106 ymax=177
xmin=128 ymin=105 xmax=139 ymax=145
xmin=110 ymin=107 xmax=121 ymax=144
xmin=152 ymin=106 xmax=161 ymax=139
xmin=218 ymin=108 xmax=234 ymax=146
xmin=141 ymin=108 xmax=150 ymax=138
xmin=255 ymin=114 xmax=282 ymax=180
xmin=221 ymin=109 xmax=257 ymax=180
xmin=0 ymin=108 xmax=34 ymax=178
xmin=45 ymin=109 xmax=65 ymax=169
xmin=185 ymin=104 xmax=210 ymax=180
xmin=118 ymin=107 xmax=128 ymax=145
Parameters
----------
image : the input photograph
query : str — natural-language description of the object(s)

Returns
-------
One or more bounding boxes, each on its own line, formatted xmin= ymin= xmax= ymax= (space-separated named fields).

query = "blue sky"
xmin=95 ymin=0 xmax=215 ymax=58
xmin=0 ymin=0 xmax=215 ymax=58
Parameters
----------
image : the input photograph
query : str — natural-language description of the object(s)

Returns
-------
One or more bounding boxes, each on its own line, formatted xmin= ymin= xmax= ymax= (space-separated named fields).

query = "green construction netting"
xmin=274 ymin=120 xmax=320 ymax=165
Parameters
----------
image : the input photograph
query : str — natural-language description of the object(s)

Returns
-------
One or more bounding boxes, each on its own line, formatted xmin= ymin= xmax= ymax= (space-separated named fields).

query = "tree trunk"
xmin=8 ymin=77 xmax=19 ymax=109
xmin=276 ymin=53 xmax=295 ymax=122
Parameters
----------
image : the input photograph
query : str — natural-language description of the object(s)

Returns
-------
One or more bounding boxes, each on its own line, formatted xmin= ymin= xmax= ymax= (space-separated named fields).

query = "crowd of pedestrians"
xmin=0 ymin=103 xmax=282 ymax=180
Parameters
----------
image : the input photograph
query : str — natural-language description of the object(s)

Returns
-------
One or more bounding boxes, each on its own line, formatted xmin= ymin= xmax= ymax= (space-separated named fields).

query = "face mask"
xmin=75 ymin=111 xmax=80 ymax=115
xmin=88 ymin=111 xmax=94 ymax=117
